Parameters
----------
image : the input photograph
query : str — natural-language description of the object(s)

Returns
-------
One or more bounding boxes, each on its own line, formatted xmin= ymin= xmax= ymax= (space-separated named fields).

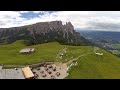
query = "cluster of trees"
xmin=0 ymin=29 xmax=31 ymax=44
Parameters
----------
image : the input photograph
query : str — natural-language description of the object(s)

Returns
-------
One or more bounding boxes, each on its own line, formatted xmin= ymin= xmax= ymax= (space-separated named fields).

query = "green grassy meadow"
xmin=1 ymin=40 xmax=120 ymax=78
xmin=111 ymin=44 xmax=120 ymax=55
xmin=112 ymin=43 xmax=120 ymax=49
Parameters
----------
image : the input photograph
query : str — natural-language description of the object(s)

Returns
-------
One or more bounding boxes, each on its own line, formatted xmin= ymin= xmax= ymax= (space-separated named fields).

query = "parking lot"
xmin=32 ymin=62 xmax=68 ymax=79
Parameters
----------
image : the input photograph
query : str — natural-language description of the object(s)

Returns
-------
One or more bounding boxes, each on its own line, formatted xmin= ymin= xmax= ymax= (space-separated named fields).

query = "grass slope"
xmin=67 ymin=48 xmax=120 ymax=79
xmin=0 ymin=40 xmax=65 ymax=65
xmin=112 ymin=43 xmax=120 ymax=49
xmin=0 ymin=40 xmax=120 ymax=78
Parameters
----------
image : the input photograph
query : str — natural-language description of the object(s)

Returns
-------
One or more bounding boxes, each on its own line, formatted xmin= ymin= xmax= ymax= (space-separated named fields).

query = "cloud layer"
xmin=1 ymin=11 xmax=120 ymax=31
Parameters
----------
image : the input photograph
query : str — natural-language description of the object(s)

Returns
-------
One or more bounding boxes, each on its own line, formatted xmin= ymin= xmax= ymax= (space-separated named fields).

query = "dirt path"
xmin=66 ymin=52 xmax=93 ymax=65
xmin=66 ymin=47 xmax=103 ymax=65
xmin=66 ymin=47 xmax=97 ymax=65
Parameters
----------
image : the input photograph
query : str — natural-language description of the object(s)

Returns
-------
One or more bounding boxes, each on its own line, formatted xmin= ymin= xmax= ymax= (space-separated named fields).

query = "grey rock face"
xmin=0 ymin=21 xmax=90 ymax=46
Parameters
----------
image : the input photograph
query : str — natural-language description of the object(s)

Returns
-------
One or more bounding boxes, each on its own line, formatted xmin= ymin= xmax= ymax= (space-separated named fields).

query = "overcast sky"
xmin=1 ymin=11 xmax=120 ymax=31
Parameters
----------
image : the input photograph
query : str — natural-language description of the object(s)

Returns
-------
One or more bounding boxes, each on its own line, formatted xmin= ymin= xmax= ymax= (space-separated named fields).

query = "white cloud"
xmin=0 ymin=11 xmax=26 ymax=28
xmin=19 ymin=11 xmax=29 ymax=13
xmin=32 ymin=11 xmax=45 ymax=14
xmin=1 ymin=11 xmax=120 ymax=31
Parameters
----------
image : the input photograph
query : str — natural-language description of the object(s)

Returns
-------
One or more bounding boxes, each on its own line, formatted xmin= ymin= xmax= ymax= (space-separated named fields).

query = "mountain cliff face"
xmin=0 ymin=21 xmax=91 ymax=46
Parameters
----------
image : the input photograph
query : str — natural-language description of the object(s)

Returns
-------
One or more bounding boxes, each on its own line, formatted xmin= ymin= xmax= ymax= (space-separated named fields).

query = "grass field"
xmin=0 ymin=40 xmax=65 ymax=65
xmin=67 ymin=48 xmax=120 ymax=79
xmin=1 ymin=40 xmax=120 ymax=78
xmin=111 ymin=50 xmax=120 ymax=55
xmin=112 ymin=43 xmax=120 ymax=49
xmin=111 ymin=44 xmax=120 ymax=55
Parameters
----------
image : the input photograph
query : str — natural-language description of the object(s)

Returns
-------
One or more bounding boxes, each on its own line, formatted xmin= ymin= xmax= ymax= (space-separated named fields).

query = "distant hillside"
xmin=78 ymin=30 xmax=120 ymax=57
xmin=79 ymin=30 xmax=120 ymax=43
xmin=0 ymin=21 xmax=91 ymax=46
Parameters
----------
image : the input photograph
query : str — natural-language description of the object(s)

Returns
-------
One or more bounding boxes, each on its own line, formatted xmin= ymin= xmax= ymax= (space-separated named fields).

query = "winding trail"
xmin=66 ymin=52 xmax=93 ymax=65
xmin=66 ymin=47 xmax=102 ymax=65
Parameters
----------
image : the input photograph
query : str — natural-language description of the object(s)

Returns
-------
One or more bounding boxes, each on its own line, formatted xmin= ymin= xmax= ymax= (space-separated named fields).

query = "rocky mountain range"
xmin=0 ymin=21 xmax=91 ymax=46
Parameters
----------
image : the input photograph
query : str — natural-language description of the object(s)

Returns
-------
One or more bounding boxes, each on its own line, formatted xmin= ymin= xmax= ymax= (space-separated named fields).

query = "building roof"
xmin=22 ymin=66 xmax=34 ymax=78
xmin=19 ymin=48 xmax=35 ymax=53
xmin=0 ymin=69 xmax=25 ymax=79
xmin=95 ymin=52 xmax=103 ymax=56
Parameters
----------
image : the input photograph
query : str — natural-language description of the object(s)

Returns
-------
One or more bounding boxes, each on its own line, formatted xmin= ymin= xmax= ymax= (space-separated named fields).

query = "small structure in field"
xmin=22 ymin=66 xmax=34 ymax=79
xmin=19 ymin=48 xmax=35 ymax=54
xmin=95 ymin=52 xmax=103 ymax=56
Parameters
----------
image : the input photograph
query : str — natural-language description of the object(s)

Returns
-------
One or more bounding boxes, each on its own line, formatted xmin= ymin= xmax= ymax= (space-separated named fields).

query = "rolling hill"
xmin=1 ymin=40 xmax=120 ymax=79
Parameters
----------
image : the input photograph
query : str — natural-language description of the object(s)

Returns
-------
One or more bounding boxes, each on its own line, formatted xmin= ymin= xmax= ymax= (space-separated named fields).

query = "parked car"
xmin=37 ymin=67 xmax=40 ymax=70
xmin=51 ymin=75 xmax=56 ymax=79
xmin=40 ymin=70 xmax=44 ymax=74
xmin=47 ymin=65 xmax=53 ymax=68
xmin=47 ymin=69 xmax=52 ymax=74
xmin=44 ymin=67 xmax=48 ymax=71
xmin=41 ymin=73 xmax=46 ymax=77
xmin=52 ymin=67 xmax=56 ymax=71
xmin=56 ymin=72 xmax=60 ymax=77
